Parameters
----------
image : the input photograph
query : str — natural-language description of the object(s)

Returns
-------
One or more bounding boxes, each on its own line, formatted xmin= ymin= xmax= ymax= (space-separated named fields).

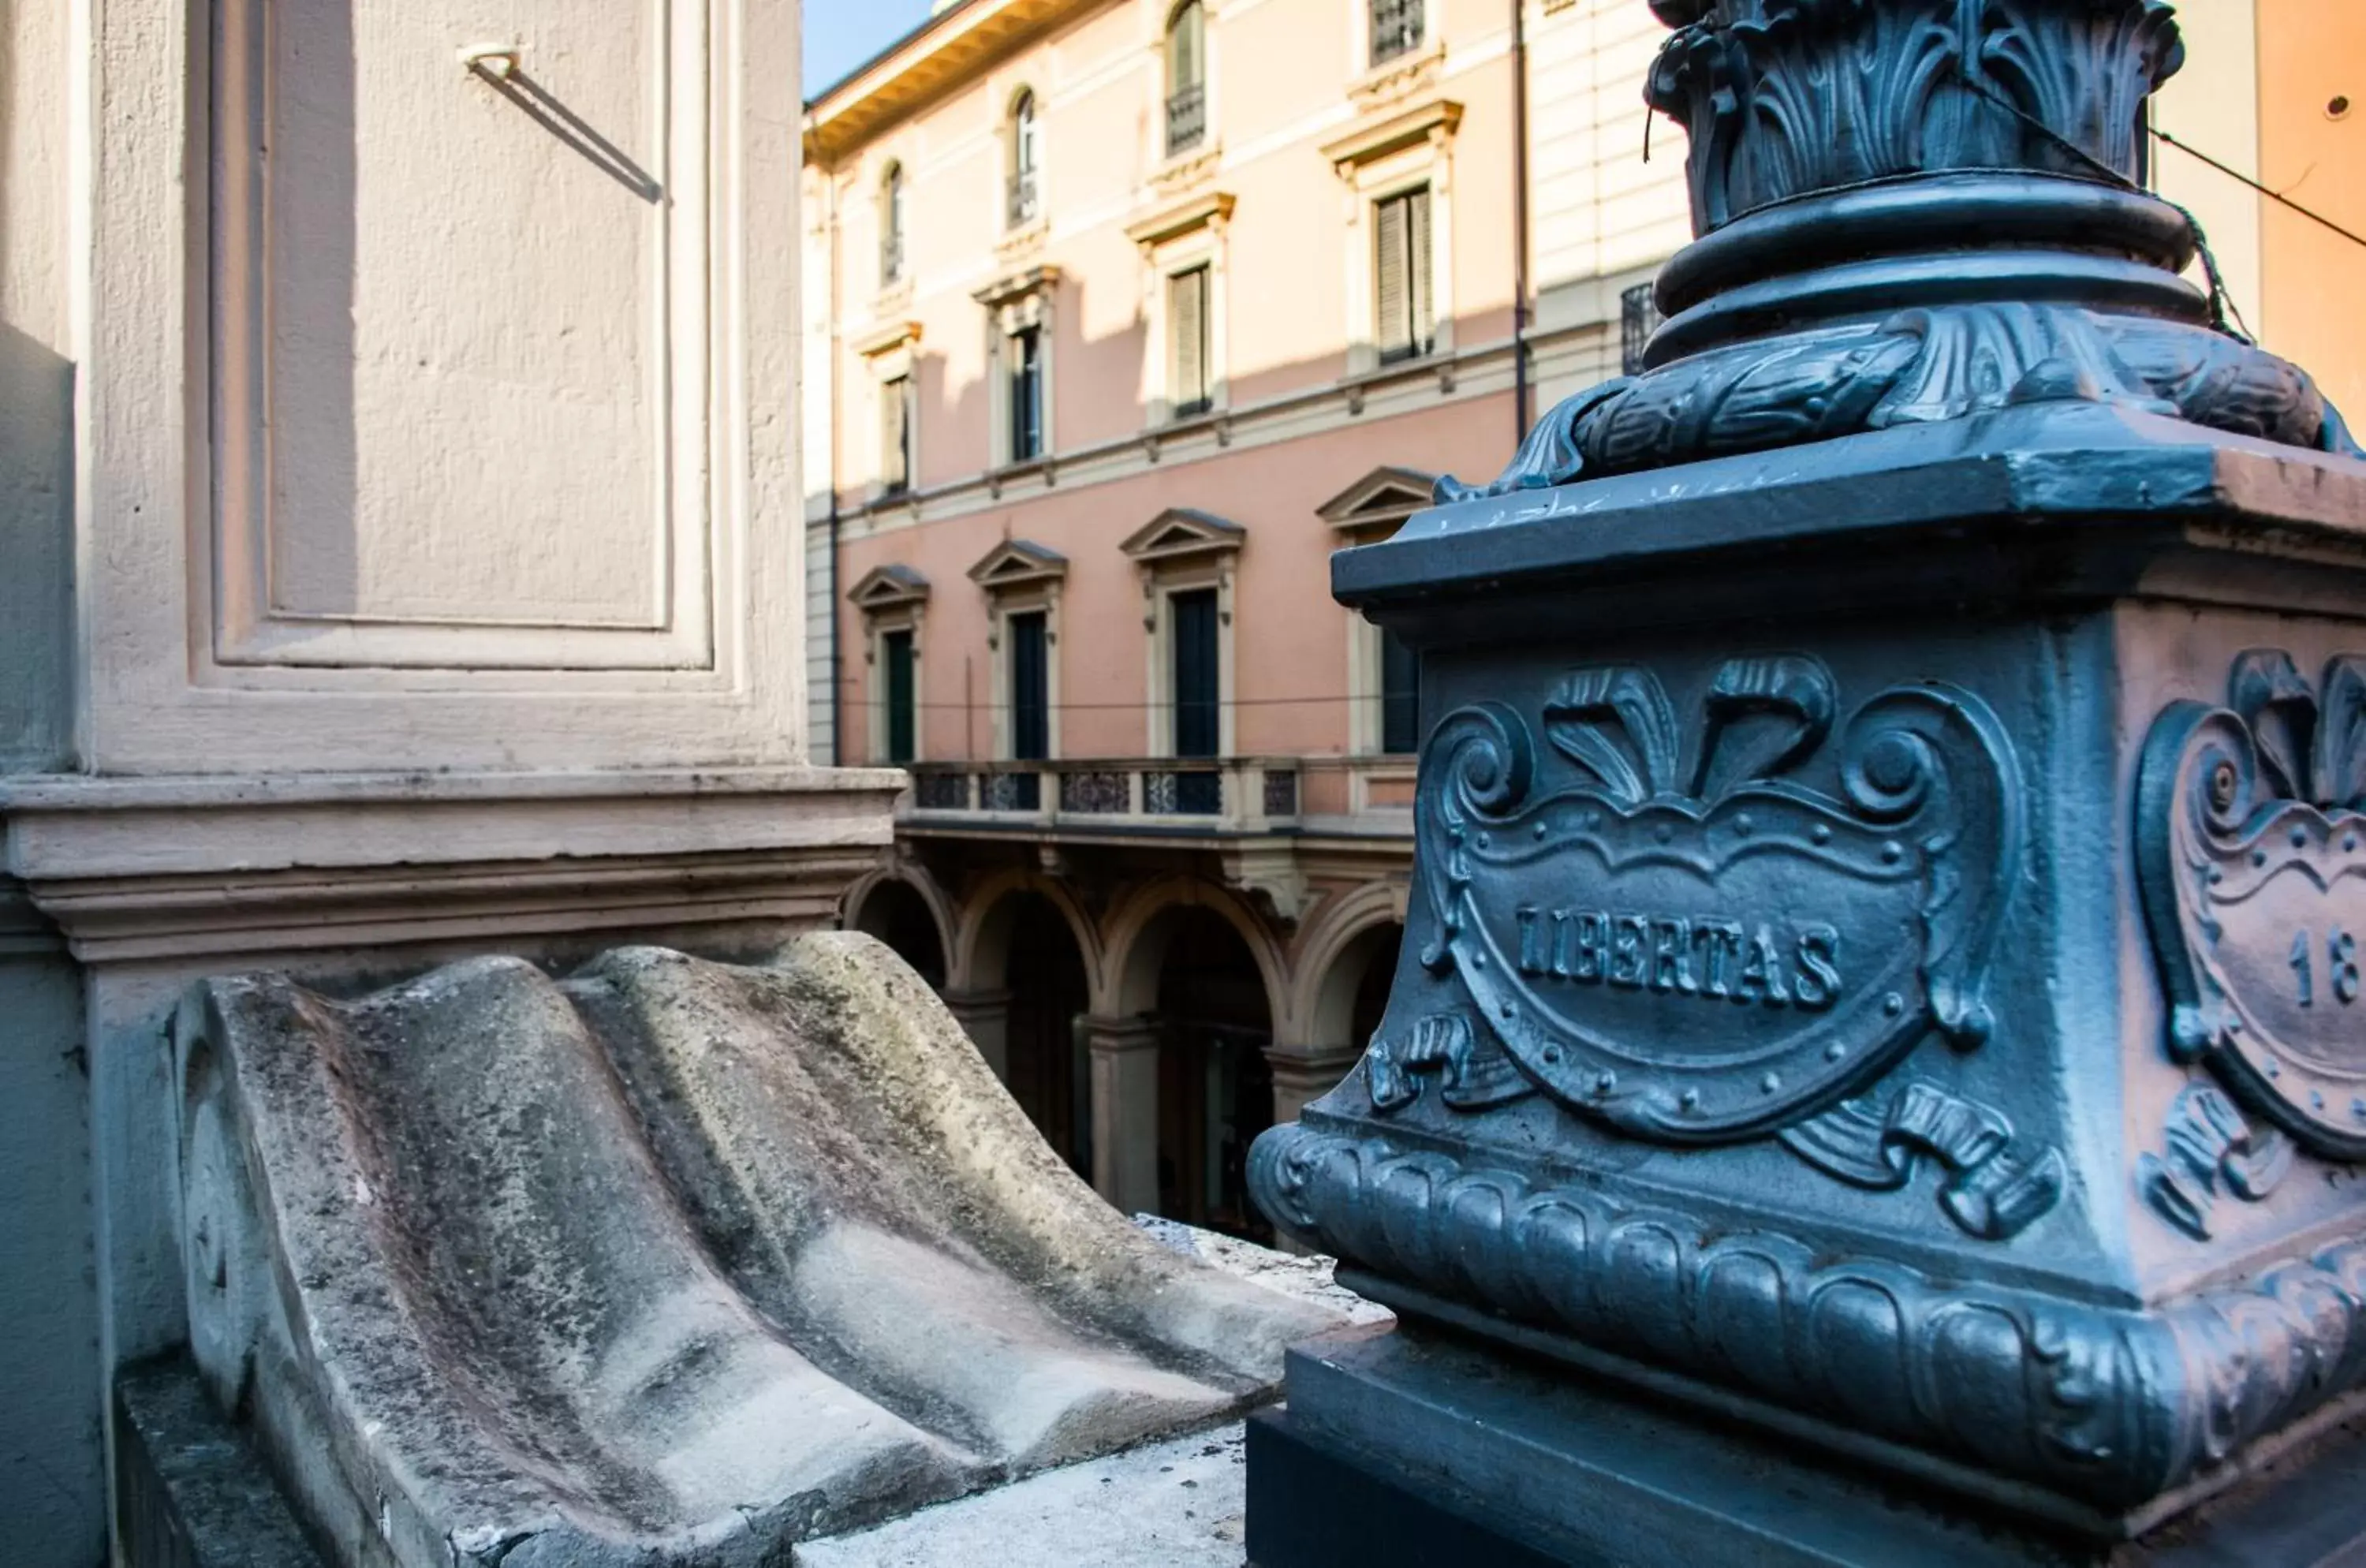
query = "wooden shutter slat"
xmin=1171 ymin=267 xmax=1207 ymax=410
xmin=1375 ymin=195 xmax=1409 ymax=360
xmin=1408 ymin=187 xmax=1433 ymax=355
xmin=880 ymin=375 xmax=909 ymax=491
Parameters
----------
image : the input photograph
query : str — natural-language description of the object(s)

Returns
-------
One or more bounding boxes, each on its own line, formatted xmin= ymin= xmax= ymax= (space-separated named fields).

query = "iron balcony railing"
xmin=1370 ymin=0 xmax=1423 ymax=65
xmin=1621 ymin=280 xmax=1663 ymax=376
xmin=1166 ymin=84 xmax=1206 ymax=156
xmin=900 ymin=757 xmax=1303 ymax=833
xmin=1006 ymin=170 xmax=1039 ymax=230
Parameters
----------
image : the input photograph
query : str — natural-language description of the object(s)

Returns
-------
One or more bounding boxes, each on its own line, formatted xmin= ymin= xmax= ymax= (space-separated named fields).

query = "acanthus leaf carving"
xmin=1437 ymin=304 xmax=2355 ymax=506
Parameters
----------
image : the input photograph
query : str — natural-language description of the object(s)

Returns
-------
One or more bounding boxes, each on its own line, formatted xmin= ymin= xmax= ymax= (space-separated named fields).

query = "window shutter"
xmin=1170 ymin=267 xmax=1207 ymax=411
xmin=883 ymin=629 xmax=916 ymax=763
xmin=1375 ymin=194 xmax=1409 ymax=360
xmin=1407 ymin=186 xmax=1433 ymax=353
xmin=880 ymin=376 xmax=909 ymax=492
xmin=1169 ymin=3 xmax=1202 ymax=94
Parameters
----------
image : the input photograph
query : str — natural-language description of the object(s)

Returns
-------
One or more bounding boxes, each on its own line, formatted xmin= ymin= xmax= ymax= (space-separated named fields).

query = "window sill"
xmin=1151 ymin=140 xmax=1222 ymax=191
xmin=995 ymin=218 xmax=1050 ymax=261
xmin=983 ymin=456 xmax=1056 ymax=497
xmin=1338 ymin=349 xmax=1452 ymax=411
xmin=1350 ymin=40 xmax=1444 ymax=106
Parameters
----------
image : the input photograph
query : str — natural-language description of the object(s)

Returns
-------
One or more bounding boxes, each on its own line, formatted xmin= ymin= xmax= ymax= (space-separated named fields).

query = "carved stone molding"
xmin=0 ymin=768 xmax=901 ymax=964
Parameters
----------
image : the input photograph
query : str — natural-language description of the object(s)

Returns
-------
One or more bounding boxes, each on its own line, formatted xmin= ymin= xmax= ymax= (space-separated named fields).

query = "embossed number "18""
xmin=2292 ymin=928 xmax=2362 ymax=1007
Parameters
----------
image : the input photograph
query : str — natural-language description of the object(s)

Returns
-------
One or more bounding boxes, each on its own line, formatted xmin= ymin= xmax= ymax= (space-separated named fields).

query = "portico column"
xmin=1262 ymin=1043 xmax=1363 ymax=1126
xmin=1082 ymin=1014 xmax=1161 ymax=1216
xmin=941 ymin=987 xmax=1011 ymax=1079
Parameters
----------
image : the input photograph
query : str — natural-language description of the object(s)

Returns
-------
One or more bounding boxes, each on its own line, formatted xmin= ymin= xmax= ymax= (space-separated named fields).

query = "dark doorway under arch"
xmin=1346 ymin=924 xmax=1403 ymax=1053
xmin=1151 ymin=906 xmax=1274 ymax=1241
xmin=1001 ymin=893 xmax=1090 ymax=1176
xmin=852 ymin=879 xmax=946 ymax=990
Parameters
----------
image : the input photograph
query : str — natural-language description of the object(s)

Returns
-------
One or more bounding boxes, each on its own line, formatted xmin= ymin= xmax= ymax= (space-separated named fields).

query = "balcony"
xmin=898 ymin=753 xmax=1421 ymax=838
xmin=898 ymin=756 xmax=1413 ymax=921
xmin=1165 ymin=84 xmax=1206 ymax=157
xmin=902 ymin=757 xmax=1301 ymax=835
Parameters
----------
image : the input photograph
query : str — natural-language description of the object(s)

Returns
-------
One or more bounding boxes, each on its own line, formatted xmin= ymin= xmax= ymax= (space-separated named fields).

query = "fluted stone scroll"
xmin=177 ymin=934 xmax=1342 ymax=1566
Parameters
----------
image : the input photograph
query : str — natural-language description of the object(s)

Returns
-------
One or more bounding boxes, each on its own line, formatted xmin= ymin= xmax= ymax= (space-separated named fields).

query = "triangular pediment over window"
xmin=848 ymin=563 xmax=930 ymax=611
xmin=967 ymin=538 xmax=1069 ymax=592
xmin=1118 ymin=507 xmax=1245 ymax=568
xmin=1317 ymin=466 xmax=1439 ymax=534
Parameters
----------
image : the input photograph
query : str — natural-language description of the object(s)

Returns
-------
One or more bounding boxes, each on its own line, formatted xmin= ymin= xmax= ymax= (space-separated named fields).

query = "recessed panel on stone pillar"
xmin=210 ymin=0 xmax=712 ymax=674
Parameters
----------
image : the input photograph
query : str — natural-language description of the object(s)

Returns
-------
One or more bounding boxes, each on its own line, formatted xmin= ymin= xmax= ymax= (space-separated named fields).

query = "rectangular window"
xmin=1008 ymin=325 xmax=1045 ymax=462
xmin=879 ymin=374 xmax=911 ymax=495
xmin=1379 ymin=625 xmax=1420 ymax=755
xmin=1374 ymin=186 xmax=1433 ymax=364
xmin=1170 ymin=588 xmax=1220 ymax=759
xmin=1170 ymin=266 xmax=1211 ymax=417
xmin=1009 ymin=610 xmax=1051 ymax=760
xmin=881 ymin=628 xmax=916 ymax=763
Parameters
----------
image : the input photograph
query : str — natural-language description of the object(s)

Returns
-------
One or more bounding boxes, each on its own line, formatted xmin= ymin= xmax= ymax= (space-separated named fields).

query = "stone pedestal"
xmin=1248 ymin=2 xmax=2366 ymax=1560
xmin=1085 ymin=1014 xmax=1163 ymax=1215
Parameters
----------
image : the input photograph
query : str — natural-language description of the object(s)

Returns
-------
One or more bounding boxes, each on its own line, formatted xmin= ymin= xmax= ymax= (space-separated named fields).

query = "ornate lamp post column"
xmin=1247 ymin=2 xmax=2366 ymax=1562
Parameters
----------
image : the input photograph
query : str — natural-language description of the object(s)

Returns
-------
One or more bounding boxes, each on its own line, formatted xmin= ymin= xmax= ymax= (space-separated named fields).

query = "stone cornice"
xmin=1319 ymin=96 xmax=1464 ymax=173
xmin=849 ymin=318 xmax=924 ymax=358
xmin=1123 ymin=190 xmax=1237 ymax=251
xmin=2 ymin=767 xmax=903 ymax=963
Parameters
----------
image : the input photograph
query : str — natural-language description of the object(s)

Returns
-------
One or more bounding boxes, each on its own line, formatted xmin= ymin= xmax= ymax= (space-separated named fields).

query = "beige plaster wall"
xmin=812 ymin=0 xmax=1694 ymax=765
xmin=837 ymin=394 xmax=1509 ymax=764
xmin=2256 ymin=0 xmax=2366 ymax=423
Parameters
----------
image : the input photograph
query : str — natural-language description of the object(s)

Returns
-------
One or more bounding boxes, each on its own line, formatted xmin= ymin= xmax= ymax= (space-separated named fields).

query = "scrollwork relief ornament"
xmin=1782 ymin=1079 xmax=2066 ymax=1240
xmin=1377 ymin=657 xmax=2021 ymax=1145
xmin=2137 ymin=1081 xmax=2293 ymax=1241
xmin=2137 ymin=651 xmax=2366 ymax=1161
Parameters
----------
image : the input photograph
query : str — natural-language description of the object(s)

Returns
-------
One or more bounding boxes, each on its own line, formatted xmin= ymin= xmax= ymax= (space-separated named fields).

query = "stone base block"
xmin=114 ymin=1357 xmax=323 ymax=1568
xmin=1245 ymin=1324 xmax=2366 ymax=1568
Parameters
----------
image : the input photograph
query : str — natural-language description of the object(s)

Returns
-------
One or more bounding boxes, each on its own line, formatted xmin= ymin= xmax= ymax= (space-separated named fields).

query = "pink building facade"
xmin=800 ymin=0 xmax=1689 ymax=1235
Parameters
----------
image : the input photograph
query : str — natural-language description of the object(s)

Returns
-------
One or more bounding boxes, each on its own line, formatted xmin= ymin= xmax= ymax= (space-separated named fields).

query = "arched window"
xmin=879 ymin=162 xmax=906 ymax=286
xmin=1006 ymin=89 xmax=1041 ymax=229
xmin=1165 ymin=2 xmax=1207 ymax=156
xmin=1370 ymin=0 xmax=1423 ymax=65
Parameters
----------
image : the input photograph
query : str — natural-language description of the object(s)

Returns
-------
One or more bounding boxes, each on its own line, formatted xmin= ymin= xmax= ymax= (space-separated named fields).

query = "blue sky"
xmin=806 ymin=0 xmax=938 ymax=99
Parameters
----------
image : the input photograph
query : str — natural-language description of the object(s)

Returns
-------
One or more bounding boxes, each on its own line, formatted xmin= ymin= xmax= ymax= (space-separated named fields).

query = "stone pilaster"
xmin=941 ymin=987 xmax=1013 ymax=1079
xmin=1083 ymin=1015 xmax=1163 ymax=1216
